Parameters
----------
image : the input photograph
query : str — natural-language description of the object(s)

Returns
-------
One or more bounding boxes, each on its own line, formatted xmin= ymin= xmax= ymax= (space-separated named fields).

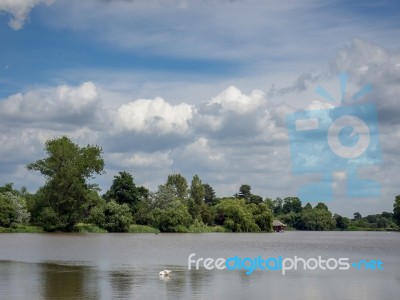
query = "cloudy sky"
xmin=1 ymin=0 xmax=400 ymax=217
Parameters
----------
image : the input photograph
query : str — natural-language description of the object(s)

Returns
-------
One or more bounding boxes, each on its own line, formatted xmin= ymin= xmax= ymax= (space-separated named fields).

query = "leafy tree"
xmin=90 ymin=200 xmax=133 ymax=232
xmin=303 ymin=203 xmax=313 ymax=211
xmin=237 ymin=184 xmax=252 ymax=200
xmin=315 ymin=202 xmax=329 ymax=211
xmin=152 ymin=203 xmax=192 ymax=232
xmin=103 ymin=171 xmax=146 ymax=213
xmin=215 ymin=198 xmax=260 ymax=232
xmin=190 ymin=175 xmax=205 ymax=205
xmin=0 ymin=192 xmax=29 ymax=227
xmin=166 ymin=174 xmax=188 ymax=199
xmin=250 ymin=203 xmax=273 ymax=231
xmin=203 ymin=183 xmax=216 ymax=205
xmin=300 ymin=207 xmax=335 ymax=231
xmin=393 ymin=195 xmax=400 ymax=225
xmin=272 ymin=197 xmax=283 ymax=215
xmin=148 ymin=184 xmax=192 ymax=232
xmin=353 ymin=212 xmax=362 ymax=221
xmin=264 ymin=198 xmax=274 ymax=210
xmin=27 ymin=136 xmax=104 ymax=231
xmin=334 ymin=214 xmax=350 ymax=230
xmin=282 ymin=197 xmax=302 ymax=214
xmin=249 ymin=195 xmax=263 ymax=205
xmin=189 ymin=175 xmax=205 ymax=221
xmin=0 ymin=183 xmax=14 ymax=194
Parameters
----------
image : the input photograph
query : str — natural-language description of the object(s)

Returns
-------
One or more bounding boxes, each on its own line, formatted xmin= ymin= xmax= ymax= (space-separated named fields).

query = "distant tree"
xmin=353 ymin=212 xmax=362 ymax=221
xmin=90 ymin=200 xmax=133 ymax=232
xmin=190 ymin=175 xmax=205 ymax=205
xmin=264 ymin=198 xmax=274 ymax=211
xmin=166 ymin=174 xmax=188 ymax=199
xmin=282 ymin=197 xmax=302 ymax=214
xmin=393 ymin=195 xmax=400 ymax=225
xmin=334 ymin=214 xmax=350 ymax=230
xmin=300 ymin=207 xmax=335 ymax=231
xmin=249 ymin=195 xmax=263 ymax=205
xmin=272 ymin=197 xmax=283 ymax=215
xmin=237 ymin=184 xmax=252 ymax=200
xmin=27 ymin=136 xmax=104 ymax=231
xmin=104 ymin=171 xmax=146 ymax=213
xmin=189 ymin=175 xmax=205 ymax=220
xmin=148 ymin=184 xmax=192 ymax=232
xmin=0 ymin=192 xmax=30 ymax=227
xmin=0 ymin=183 xmax=14 ymax=194
xmin=315 ymin=202 xmax=329 ymax=211
xmin=203 ymin=183 xmax=216 ymax=205
xmin=303 ymin=203 xmax=313 ymax=211
xmin=215 ymin=198 xmax=260 ymax=232
xmin=252 ymin=203 xmax=273 ymax=231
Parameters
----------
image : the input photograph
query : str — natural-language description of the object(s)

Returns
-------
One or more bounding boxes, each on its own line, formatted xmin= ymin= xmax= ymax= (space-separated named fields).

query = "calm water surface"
xmin=0 ymin=231 xmax=399 ymax=299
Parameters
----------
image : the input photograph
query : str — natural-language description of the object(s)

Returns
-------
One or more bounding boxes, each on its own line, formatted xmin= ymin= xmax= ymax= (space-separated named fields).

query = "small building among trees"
xmin=272 ymin=220 xmax=286 ymax=232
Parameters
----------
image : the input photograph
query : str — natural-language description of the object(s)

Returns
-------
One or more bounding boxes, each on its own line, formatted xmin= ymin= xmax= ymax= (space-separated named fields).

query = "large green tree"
xmin=282 ymin=197 xmax=302 ymax=214
xmin=188 ymin=175 xmax=205 ymax=220
xmin=104 ymin=171 xmax=148 ymax=213
xmin=0 ymin=192 xmax=30 ymax=227
xmin=203 ymin=183 xmax=216 ymax=205
xmin=166 ymin=173 xmax=188 ymax=199
xmin=394 ymin=195 xmax=400 ymax=225
xmin=27 ymin=136 xmax=104 ymax=231
xmin=237 ymin=184 xmax=252 ymax=200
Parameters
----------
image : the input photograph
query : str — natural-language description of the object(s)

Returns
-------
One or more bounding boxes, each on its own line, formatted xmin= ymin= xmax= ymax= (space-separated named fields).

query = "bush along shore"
xmin=1 ymin=136 xmax=399 ymax=233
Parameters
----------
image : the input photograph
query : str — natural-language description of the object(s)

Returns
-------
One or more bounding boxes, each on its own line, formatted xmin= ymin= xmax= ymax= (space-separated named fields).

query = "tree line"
xmin=1 ymin=136 xmax=399 ymax=233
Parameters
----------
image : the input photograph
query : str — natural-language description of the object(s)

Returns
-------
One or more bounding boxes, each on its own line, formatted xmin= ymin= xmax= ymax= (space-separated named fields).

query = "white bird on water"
xmin=159 ymin=269 xmax=172 ymax=276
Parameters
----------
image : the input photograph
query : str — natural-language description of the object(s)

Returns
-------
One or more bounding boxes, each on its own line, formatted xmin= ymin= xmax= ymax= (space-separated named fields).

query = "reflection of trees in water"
xmin=40 ymin=263 xmax=99 ymax=299
xmin=160 ymin=267 xmax=213 ymax=299
xmin=108 ymin=269 xmax=135 ymax=298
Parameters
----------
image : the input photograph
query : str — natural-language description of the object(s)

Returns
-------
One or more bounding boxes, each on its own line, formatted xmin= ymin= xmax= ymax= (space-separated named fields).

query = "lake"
xmin=0 ymin=231 xmax=399 ymax=299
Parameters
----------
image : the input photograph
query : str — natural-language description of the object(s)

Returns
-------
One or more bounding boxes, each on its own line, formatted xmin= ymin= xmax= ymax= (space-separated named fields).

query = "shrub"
xmin=90 ymin=200 xmax=133 ymax=232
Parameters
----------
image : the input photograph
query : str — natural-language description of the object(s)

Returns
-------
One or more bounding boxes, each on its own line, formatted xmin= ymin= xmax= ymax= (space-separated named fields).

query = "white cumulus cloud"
xmin=115 ymin=97 xmax=193 ymax=135
xmin=0 ymin=0 xmax=54 ymax=30
xmin=0 ymin=81 xmax=100 ymax=124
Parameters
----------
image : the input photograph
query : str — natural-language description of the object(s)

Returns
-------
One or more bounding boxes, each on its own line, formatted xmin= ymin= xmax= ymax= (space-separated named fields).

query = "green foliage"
xmin=299 ymin=206 xmax=336 ymax=231
xmin=282 ymin=197 xmax=302 ymax=214
xmin=27 ymin=136 xmax=104 ymax=231
xmin=237 ymin=184 xmax=251 ymax=200
xmin=215 ymin=198 xmax=260 ymax=232
xmin=73 ymin=223 xmax=107 ymax=233
xmin=0 ymin=192 xmax=30 ymax=227
xmin=0 ymin=225 xmax=43 ymax=233
xmin=394 ymin=195 xmax=400 ymax=225
xmin=272 ymin=197 xmax=283 ymax=215
xmin=334 ymin=214 xmax=350 ymax=230
xmin=103 ymin=171 xmax=147 ymax=214
xmin=353 ymin=212 xmax=362 ymax=220
xmin=189 ymin=175 xmax=205 ymax=220
xmin=166 ymin=173 xmax=188 ymax=199
xmin=129 ymin=224 xmax=160 ymax=233
xmin=203 ymin=183 xmax=216 ymax=205
xmin=90 ymin=200 xmax=133 ymax=232
xmin=152 ymin=204 xmax=192 ymax=232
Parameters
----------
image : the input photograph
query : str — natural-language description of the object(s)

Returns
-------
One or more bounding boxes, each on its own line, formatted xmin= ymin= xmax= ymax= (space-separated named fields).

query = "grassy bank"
xmin=129 ymin=224 xmax=160 ymax=233
xmin=0 ymin=225 xmax=44 ymax=233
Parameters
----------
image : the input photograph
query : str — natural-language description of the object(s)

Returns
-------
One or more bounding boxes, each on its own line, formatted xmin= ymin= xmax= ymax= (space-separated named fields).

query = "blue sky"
xmin=1 ymin=0 xmax=400 ymax=217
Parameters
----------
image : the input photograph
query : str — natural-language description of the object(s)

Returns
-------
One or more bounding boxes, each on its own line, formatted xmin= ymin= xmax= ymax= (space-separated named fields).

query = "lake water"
xmin=0 ymin=231 xmax=399 ymax=299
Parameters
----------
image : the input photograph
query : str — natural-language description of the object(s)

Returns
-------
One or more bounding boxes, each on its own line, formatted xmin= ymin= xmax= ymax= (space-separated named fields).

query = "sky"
xmin=1 ymin=0 xmax=400 ymax=217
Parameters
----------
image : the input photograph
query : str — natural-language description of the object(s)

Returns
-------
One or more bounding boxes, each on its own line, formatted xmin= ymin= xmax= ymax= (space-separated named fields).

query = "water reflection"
xmin=0 ymin=232 xmax=399 ymax=299
xmin=41 ymin=263 xmax=92 ymax=299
